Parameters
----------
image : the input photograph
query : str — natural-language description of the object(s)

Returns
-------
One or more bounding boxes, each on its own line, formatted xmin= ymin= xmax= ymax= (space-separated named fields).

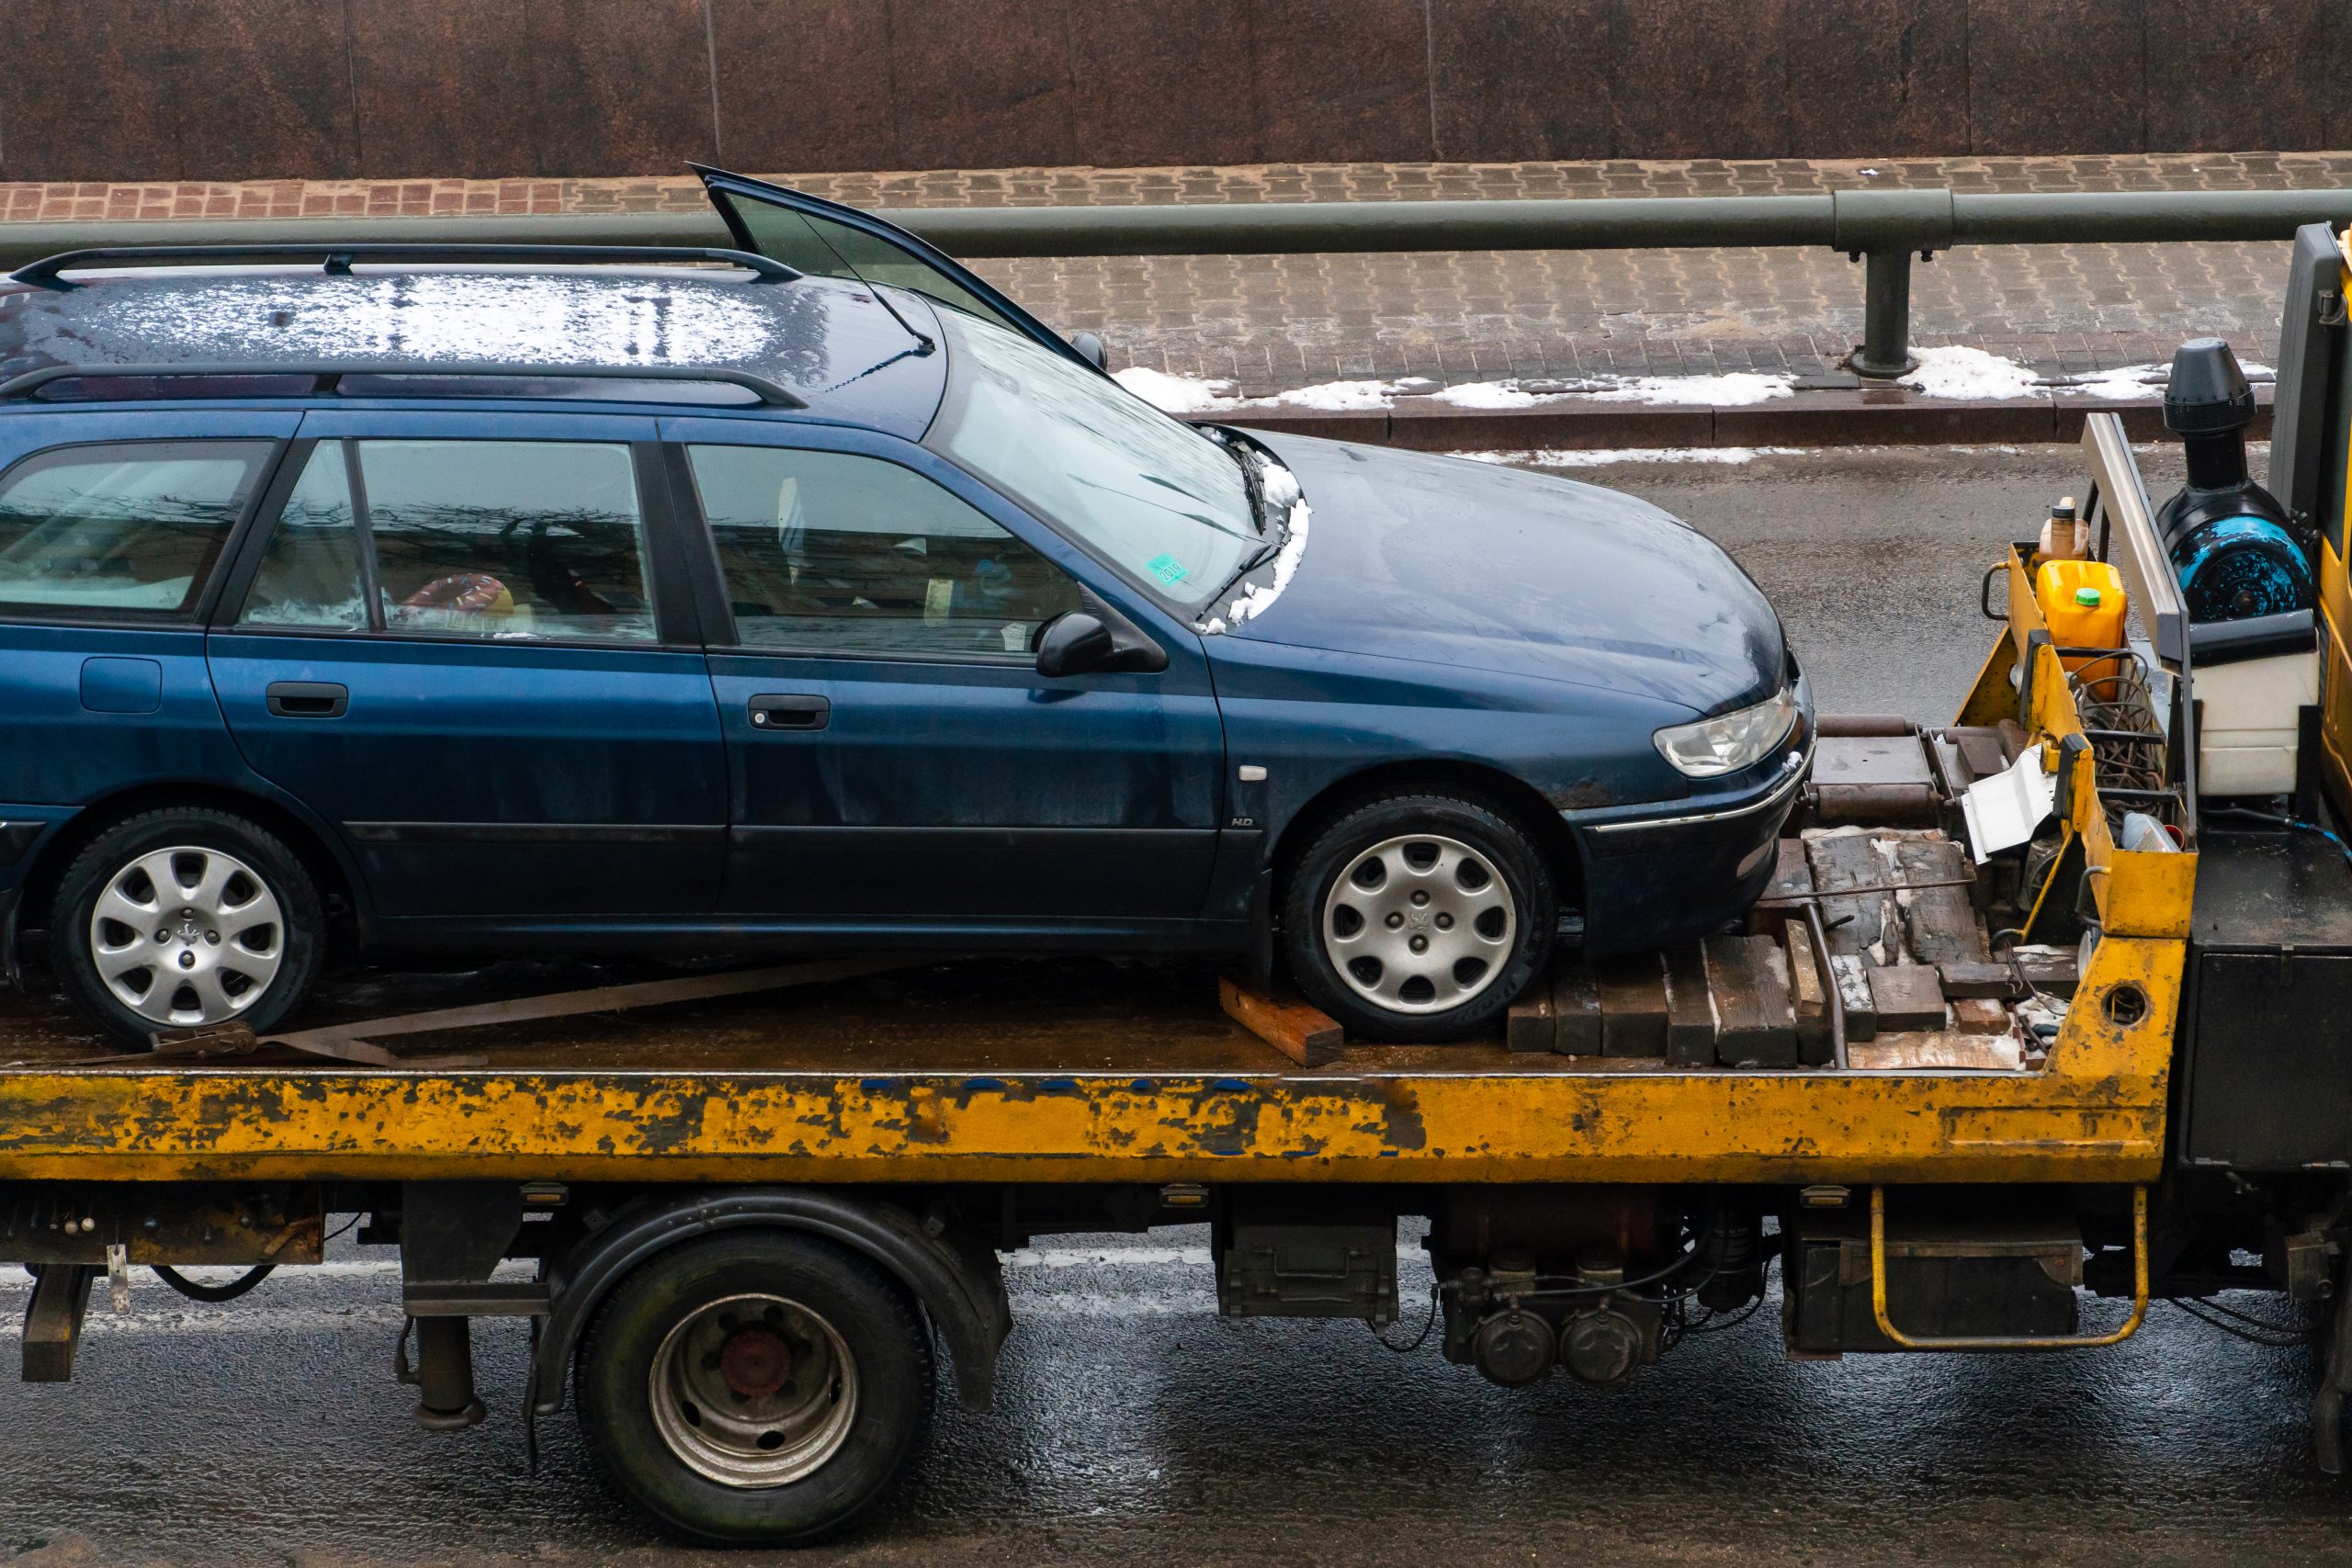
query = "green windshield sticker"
xmin=1147 ymin=553 xmax=1190 ymax=584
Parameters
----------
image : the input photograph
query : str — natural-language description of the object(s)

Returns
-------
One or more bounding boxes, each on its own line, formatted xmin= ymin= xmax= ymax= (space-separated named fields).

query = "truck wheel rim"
xmin=1321 ymin=833 xmax=1518 ymax=1014
xmin=88 ymin=846 xmax=285 ymax=1027
xmin=649 ymin=1292 xmax=860 ymax=1489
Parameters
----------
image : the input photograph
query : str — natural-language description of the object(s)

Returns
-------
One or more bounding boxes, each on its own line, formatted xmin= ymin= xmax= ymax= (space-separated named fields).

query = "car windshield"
xmin=925 ymin=310 xmax=1257 ymax=611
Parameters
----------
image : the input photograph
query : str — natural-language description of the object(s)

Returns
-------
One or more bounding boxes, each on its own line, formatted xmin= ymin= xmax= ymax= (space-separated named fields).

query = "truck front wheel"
xmin=573 ymin=1232 xmax=934 ymax=1546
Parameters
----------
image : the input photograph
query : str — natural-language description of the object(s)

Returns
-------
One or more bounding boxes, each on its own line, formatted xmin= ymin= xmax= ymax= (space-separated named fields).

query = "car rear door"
xmin=663 ymin=418 xmax=1226 ymax=923
xmin=695 ymin=166 xmax=1108 ymax=372
xmin=0 ymin=409 xmax=298 ymax=850
xmin=206 ymin=409 xmax=727 ymax=925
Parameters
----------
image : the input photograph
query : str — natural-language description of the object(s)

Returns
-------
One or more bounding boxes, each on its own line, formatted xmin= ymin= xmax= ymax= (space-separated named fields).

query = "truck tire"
xmin=573 ymin=1232 xmax=934 ymax=1546
xmin=1282 ymin=791 xmax=1557 ymax=1043
xmin=51 ymin=807 xmax=325 ymax=1048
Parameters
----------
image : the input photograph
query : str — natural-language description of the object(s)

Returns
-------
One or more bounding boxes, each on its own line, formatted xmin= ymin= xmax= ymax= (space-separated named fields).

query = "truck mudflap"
xmin=525 ymin=1188 xmax=1011 ymax=1419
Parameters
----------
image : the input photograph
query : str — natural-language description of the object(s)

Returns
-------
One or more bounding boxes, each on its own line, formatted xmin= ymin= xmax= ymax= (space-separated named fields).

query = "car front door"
xmin=665 ymin=420 xmax=1225 ymax=924
xmin=206 ymin=411 xmax=727 ymax=926
xmin=695 ymin=166 xmax=1109 ymax=372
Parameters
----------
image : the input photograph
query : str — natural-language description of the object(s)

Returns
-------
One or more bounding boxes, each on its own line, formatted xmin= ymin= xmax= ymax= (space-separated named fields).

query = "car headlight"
xmin=1652 ymin=686 xmax=1799 ymax=778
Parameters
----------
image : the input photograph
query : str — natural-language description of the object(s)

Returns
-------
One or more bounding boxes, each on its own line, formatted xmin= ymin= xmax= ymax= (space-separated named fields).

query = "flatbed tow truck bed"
xmin=8 ymin=409 xmax=2352 ymax=1545
xmin=0 ymin=928 xmax=2175 ymax=1188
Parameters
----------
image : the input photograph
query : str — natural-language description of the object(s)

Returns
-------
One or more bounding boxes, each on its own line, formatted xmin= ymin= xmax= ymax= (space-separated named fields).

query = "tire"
xmin=1281 ymin=791 xmax=1557 ymax=1043
xmin=573 ymin=1232 xmax=934 ymax=1547
xmin=51 ymin=807 xmax=325 ymax=1048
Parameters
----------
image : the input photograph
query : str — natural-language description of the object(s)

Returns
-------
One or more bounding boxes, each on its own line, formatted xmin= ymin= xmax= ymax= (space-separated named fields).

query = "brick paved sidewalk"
xmin=6 ymin=151 xmax=2347 ymax=399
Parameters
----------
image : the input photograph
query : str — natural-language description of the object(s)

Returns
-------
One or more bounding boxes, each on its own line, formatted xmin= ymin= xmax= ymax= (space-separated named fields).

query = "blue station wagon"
xmin=0 ymin=173 xmax=1811 ymax=1046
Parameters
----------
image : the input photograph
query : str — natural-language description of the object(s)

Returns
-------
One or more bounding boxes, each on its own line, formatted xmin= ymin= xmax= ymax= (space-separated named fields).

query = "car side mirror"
xmin=1035 ymin=611 xmax=1116 ymax=677
xmin=1069 ymin=331 xmax=1109 ymax=373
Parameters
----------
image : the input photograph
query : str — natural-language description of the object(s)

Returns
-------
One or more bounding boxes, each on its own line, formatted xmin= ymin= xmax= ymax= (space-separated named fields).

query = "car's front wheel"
xmin=51 ymin=807 xmax=325 ymax=1048
xmin=1281 ymin=791 xmax=1558 ymax=1043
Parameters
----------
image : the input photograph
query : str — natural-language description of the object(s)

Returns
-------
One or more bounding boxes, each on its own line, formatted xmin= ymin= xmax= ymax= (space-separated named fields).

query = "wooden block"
xmin=1952 ymin=997 xmax=2010 ymax=1034
xmin=2012 ymin=946 xmax=2081 ymax=998
xmin=1804 ymin=829 xmax=1897 ymax=960
xmin=1662 ymin=944 xmax=1718 ymax=1066
xmin=1938 ymin=960 xmax=2021 ymax=1000
xmin=1784 ymin=918 xmax=1833 ymax=1066
xmin=1220 ymin=976 xmax=1343 ymax=1066
xmin=1894 ymin=836 xmax=1986 ymax=966
xmin=1828 ymin=953 xmax=1878 ymax=1042
xmin=1552 ymin=963 xmax=1604 ymax=1055
xmin=1507 ymin=985 xmax=1555 ymax=1054
xmin=1702 ymin=933 xmax=1799 ymax=1067
xmin=1746 ymin=839 xmax=1815 ymax=933
xmin=1866 ymin=964 xmax=1948 ymax=1032
xmin=1849 ymin=1032 xmax=2025 ymax=1071
xmin=1595 ymin=953 xmax=1668 ymax=1058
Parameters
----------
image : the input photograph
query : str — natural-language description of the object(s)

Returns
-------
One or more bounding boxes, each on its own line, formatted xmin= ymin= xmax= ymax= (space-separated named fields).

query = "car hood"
xmin=1220 ymin=433 xmax=1784 ymax=717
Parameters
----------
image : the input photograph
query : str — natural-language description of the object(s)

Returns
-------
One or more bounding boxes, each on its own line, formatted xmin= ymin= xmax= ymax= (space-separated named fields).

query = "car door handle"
xmin=749 ymin=694 xmax=830 ymax=731
xmin=265 ymin=681 xmax=348 ymax=718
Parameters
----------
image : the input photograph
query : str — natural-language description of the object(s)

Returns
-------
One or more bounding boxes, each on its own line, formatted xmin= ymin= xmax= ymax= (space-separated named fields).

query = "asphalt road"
xmin=6 ymin=443 xmax=2344 ymax=1568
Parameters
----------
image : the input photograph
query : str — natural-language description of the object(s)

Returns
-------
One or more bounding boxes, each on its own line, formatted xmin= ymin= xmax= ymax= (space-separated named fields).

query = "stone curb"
xmin=1202 ymin=388 xmax=2271 ymax=450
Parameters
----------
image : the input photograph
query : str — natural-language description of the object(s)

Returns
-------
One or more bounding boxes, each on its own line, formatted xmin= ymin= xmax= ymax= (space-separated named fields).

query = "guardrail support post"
xmin=1852 ymin=246 xmax=1918 ymax=378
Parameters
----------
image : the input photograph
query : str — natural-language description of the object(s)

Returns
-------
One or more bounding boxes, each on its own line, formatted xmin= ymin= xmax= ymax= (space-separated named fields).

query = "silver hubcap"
xmin=88 ymin=845 xmax=284 ymax=1027
xmin=1321 ymin=832 xmax=1518 ymax=1014
xmin=649 ymin=1292 xmax=859 ymax=1489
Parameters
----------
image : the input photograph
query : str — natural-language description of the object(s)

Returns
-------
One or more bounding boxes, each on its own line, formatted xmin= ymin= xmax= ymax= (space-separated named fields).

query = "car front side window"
xmin=237 ymin=439 xmax=657 ymax=643
xmin=0 ymin=439 xmax=276 ymax=618
xmin=686 ymin=444 xmax=1081 ymax=660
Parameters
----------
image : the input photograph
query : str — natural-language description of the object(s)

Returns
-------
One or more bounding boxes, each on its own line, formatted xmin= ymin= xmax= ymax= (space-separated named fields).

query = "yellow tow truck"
xmin=3 ymin=227 xmax=2351 ymax=1546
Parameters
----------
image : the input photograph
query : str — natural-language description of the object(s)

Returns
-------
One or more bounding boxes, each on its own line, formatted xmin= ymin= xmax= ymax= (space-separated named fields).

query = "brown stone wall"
xmin=2 ymin=0 xmax=2346 ymax=182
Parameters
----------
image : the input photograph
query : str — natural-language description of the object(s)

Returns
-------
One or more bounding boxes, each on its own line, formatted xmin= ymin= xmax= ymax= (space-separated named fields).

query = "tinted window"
xmin=238 ymin=443 xmax=367 ymax=630
xmin=239 ymin=439 xmax=657 ymax=643
xmin=711 ymin=191 xmax=1020 ymax=334
xmin=688 ymin=446 xmax=1080 ymax=658
xmin=0 ymin=440 xmax=273 ymax=616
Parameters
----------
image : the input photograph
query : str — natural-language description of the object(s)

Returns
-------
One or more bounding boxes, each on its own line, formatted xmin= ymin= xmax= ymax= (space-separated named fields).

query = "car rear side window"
xmin=0 ymin=440 xmax=275 ymax=618
xmin=686 ymin=445 xmax=1080 ymax=659
xmin=237 ymin=439 xmax=657 ymax=643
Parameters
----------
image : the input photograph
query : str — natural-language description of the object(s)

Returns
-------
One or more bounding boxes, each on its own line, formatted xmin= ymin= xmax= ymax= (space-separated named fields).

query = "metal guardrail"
xmin=4 ymin=186 xmax=2347 ymax=379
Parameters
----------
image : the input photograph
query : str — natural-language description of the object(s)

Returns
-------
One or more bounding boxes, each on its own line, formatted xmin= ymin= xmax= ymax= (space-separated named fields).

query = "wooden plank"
xmin=1867 ymin=964 xmax=1949 ymax=1032
xmin=1894 ymin=836 xmax=1986 ymax=965
xmin=1783 ymin=918 xmax=1833 ymax=1066
xmin=1506 ymin=986 xmax=1555 ymax=1054
xmin=1938 ymin=960 xmax=2022 ymax=1000
xmin=1952 ymin=997 xmax=2011 ymax=1035
xmin=1702 ymin=934 xmax=1799 ymax=1067
xmin=1552 ymin=963 xmax=1604 ymax=1055
xmin=1849 ymin=1032 xmax=2025 ymax=1071
xmin=1219 ymin=976 xmax=1343 ymax=1066
xmin=2013 ymin=946 xmax=2082 ymax=998
xmin=1594 ymin=953 xmax=1668 ymax=1058
xmin=1828 ymin=953 xmax=1878 ymax=1042
xmin=1804 ymin=829 xmax=1898 ymax=960
xmin=1662 ymin=944 xmax=1718 ymax=1066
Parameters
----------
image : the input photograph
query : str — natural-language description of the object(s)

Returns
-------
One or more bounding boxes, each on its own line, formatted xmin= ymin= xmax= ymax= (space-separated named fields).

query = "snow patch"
xmin=1585 ymin=371 xmax=1795 ymax=407
xmin=1450 ymin=446 xmax=1805 ymax=468
xmin=2057 ymin=363 xmax=2168 ymax=400
xmin=1428 ymin=379 xmax=1548 ymax=410
xmin=1272 ymin=378 xmax=1411 ymax=412
xmin=1897 ymin=345 xmax=2041 ymax=400
xmin=99 ymin=273 xmax=784 ymax=367
xmin=1113 ymin=365 xmax=1238 ymax=412
xmin=1216 ymin=497 xmax=1311 ymax=629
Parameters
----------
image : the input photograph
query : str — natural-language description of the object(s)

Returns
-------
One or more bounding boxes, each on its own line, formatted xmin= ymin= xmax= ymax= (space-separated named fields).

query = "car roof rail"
xmin=0 ymin=360 xmax=811 ymax=410
xmin=7 ymin=243 xmax=802 ymax=290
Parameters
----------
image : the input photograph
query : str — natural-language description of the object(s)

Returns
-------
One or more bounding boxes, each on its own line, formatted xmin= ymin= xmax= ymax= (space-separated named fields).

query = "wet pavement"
xmin=2 ymin=444 xmax=2343 ymax=1566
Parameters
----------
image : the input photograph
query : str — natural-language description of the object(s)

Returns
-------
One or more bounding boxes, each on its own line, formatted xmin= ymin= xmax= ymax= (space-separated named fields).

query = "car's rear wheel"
xmin=1281 ymin=791 xmax=1557 ymax=1043
xmin=51 ymin=807 xmax=325 ymax=1048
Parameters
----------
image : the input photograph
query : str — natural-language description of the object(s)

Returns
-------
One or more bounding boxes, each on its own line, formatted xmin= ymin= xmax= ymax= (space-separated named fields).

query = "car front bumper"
xmin=1561 ymin=711 xmax=1814 ymax=957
